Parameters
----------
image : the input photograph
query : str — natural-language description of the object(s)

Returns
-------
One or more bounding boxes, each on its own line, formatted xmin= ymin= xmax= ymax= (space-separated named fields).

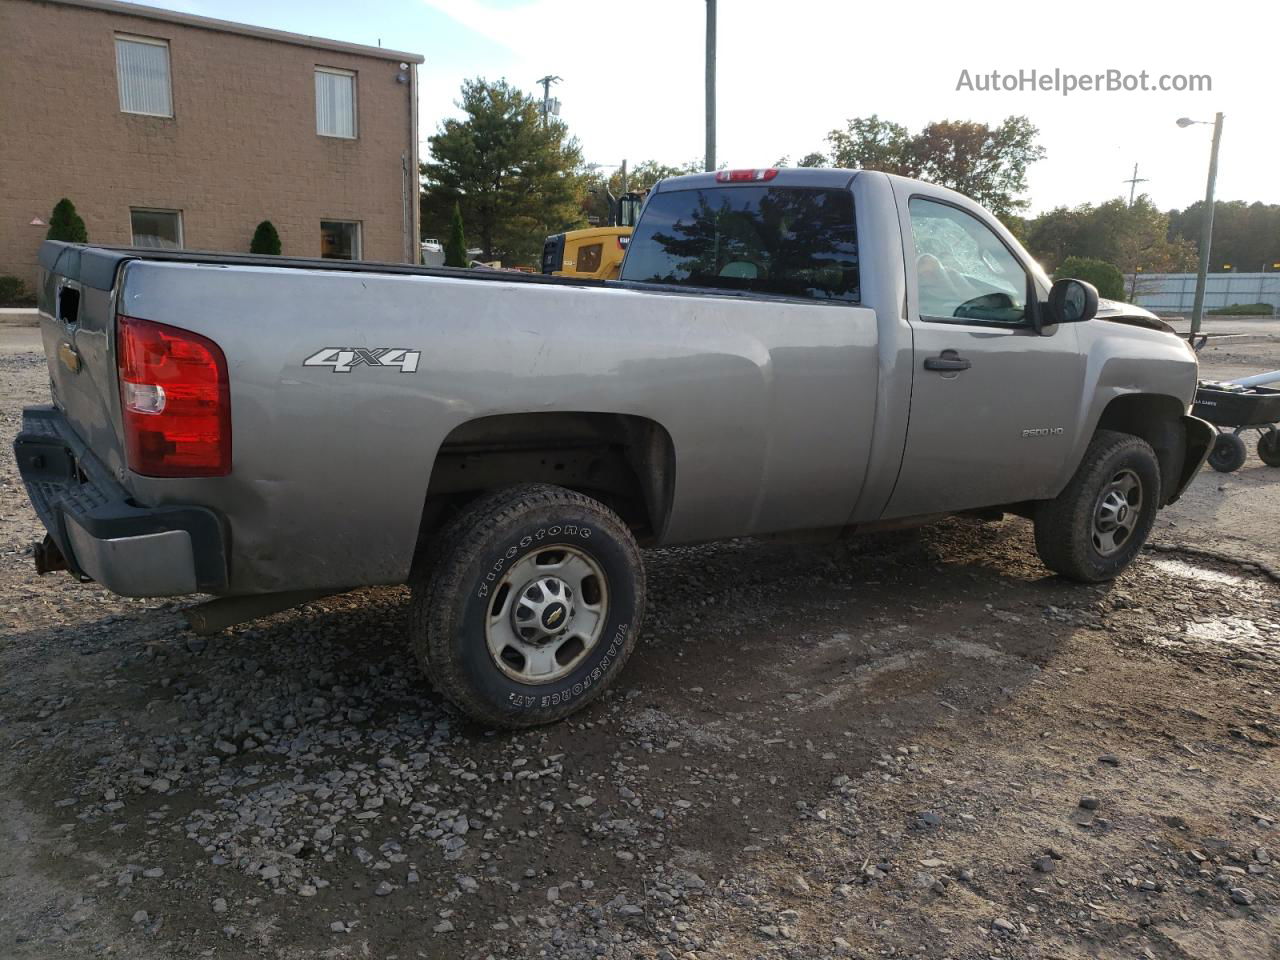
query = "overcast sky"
xmin=158 ymin=0 xmax=1273 ymax=216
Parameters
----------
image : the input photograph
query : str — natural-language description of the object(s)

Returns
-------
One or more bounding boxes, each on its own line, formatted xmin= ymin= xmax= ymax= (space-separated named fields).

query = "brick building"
xmin=0 ymin=0 xmax=423 ymax=291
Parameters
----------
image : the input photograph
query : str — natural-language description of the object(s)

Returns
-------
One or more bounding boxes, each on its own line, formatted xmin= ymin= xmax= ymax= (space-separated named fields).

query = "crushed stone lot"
xmin=1 ymin=329 xmax=1277 ymax=959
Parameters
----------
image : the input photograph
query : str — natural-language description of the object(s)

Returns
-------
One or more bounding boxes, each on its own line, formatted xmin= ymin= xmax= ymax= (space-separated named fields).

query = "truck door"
xmin=883 ymin=190 xmax=1086 ymax=519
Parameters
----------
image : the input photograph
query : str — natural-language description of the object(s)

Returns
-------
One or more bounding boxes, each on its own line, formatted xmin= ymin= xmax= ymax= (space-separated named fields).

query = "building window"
xmin=131 ymin=209 xmax=182 ymax=249
xmin=115 ymin=35 xmax=172 ymax=117
xmin=321 ymin=220 xmax=360 ymax=260
xmin=315 ymin=68 xmax=356 ymax=138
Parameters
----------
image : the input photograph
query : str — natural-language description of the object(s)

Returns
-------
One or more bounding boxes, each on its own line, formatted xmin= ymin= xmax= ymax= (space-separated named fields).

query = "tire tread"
xmin=410 ymin=484 xmax=643 ymax=728
xmin=1035 ymin=430 xmax=1161 ymax=582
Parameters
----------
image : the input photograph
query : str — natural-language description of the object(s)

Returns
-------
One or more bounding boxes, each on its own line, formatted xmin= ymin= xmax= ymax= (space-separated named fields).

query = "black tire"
xmin=1257 ymin=430 xmax=1280 ymax=468
xmin=1034 ymin=430 xmax=1161 ymax=582
xmin=411 ymin=484 xmax=645 ymax=728
xmin=1208 ymin=432 xmax=1248 ymax=473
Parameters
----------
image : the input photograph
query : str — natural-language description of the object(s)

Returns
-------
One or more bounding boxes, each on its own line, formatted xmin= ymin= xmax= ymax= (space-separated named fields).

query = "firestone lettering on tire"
xmin=477 ymin=526 xmax=594 ymax=600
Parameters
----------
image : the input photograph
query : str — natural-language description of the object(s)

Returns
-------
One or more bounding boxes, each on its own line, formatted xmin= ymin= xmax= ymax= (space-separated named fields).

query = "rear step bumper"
xmin=14 ymin=405 xmax=228 ymax=597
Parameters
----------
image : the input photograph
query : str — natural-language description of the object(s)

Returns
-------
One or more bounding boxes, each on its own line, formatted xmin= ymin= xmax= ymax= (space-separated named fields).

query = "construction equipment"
xmin=542 ymin=192 xmax=643 ymax=280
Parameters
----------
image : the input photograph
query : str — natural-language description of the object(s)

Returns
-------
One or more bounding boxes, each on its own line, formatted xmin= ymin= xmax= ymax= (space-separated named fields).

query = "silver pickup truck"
xmin=16 ymin=168 xmax=1212 ymax=727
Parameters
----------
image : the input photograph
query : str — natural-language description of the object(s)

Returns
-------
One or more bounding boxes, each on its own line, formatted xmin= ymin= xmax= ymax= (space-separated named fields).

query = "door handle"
xmin=923 ymin=350 xmax=971 ymax=372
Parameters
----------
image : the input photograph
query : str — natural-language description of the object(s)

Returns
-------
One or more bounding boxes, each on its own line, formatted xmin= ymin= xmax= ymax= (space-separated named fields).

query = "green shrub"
xmin=0 ymin=275 xmax=34 ymax=305
xmin=250 ymin=220 xmax=282 ymax=255
xmin=1054 ymin=256 xmax=1125 ymax=301
xmin=47 ymin=198 xmax=88 ymax=243
xmin=444 ymin=203 xmax=468 ymax=268
xmin=1208 ymin=302 xmax=1274 ymax=316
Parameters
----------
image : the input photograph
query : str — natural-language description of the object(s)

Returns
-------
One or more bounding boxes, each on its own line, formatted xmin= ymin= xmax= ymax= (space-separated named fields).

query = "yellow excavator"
xmin=541 ymin=192 xmax=644 ymax=280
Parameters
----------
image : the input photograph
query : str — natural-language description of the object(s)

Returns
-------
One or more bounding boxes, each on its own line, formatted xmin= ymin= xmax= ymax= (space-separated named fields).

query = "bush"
xmin=47 ymin=198 xmax=88 ymax=243
xmin=444 ymin=203 xmax=468 ymax=268
xmin=250 ymin=220 xmax=282 ymax=255
xmin=1208 ymin=302 xmax=1274 ymax=317
xmin=0 ymin=275 xmax=34 ymax=306
xmin=1054 ymin=256 xmax=1125 ymax=301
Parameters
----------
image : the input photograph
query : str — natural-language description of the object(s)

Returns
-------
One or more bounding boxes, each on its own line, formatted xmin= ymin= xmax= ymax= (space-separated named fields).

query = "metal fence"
xmin=1125 ymin=272 xmax=1280 ymax=315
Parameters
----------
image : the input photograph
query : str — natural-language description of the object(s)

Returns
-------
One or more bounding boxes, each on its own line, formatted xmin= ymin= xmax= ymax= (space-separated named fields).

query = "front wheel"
xmin=411 ymin=484 xmax=645 ymax=728
xmin=1034 ymin=430 xmax=1161 ymax=582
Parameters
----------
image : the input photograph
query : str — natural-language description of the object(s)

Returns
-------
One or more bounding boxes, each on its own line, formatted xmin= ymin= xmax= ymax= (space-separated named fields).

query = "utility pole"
xmin=704 ymin=0 xmax=716 ymax=172
xmin=620 ymin=159 xmax=628 ymax=195
xmin=1122 ymin=162 xmax=1148 ymax=207
xmin=537 ymin=74 xmax=561 ymax=124
xmin=1188 ymin=112 xmax=1224 ymax=342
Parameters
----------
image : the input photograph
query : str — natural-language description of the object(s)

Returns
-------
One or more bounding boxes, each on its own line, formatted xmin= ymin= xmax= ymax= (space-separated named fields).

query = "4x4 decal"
xmin=303 ymin=347 xmax=420 ymax=373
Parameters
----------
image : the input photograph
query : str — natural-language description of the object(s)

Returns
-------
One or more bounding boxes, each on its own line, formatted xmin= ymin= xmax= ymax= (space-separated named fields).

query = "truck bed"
xmin=38 ymin=242 xmax=611 ymax=291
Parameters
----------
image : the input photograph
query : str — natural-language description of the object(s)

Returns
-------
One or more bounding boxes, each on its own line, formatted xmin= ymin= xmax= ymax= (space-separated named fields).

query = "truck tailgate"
xmin=35 ymin=242 xmax=130 ymax=476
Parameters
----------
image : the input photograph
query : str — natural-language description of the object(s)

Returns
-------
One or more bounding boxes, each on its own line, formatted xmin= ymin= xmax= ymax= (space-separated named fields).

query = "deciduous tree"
xmin=824 ymin=115 xmax=1045 ymax=219
xmin=1026 ymin=197 xmax=1196 ymax=286
xmin=1055 ymin=256 xmax=1125 ymax=301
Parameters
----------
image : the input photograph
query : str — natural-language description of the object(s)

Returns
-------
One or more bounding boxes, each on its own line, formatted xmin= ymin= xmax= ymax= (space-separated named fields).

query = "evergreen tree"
xmin=250 ymin=220 xmax=282 ymax=255
xmin=421 ymin=78 xmax=586 ymax=264
xmin=444 ymin=203 xmax=468 ymax=267
xmin=47 ymin=198 xmax=88 ymax=243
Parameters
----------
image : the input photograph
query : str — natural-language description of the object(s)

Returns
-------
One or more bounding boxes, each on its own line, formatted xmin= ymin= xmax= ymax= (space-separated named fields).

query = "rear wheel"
xmin=1208 ymin=432 xmax=1247 ymax=473
xmin=411 ymin=484 xmax=645 ymax=728
xmin=1034 ymin=430 xmax=1161 ymax=582
xmin=1257 ymin=430 xmax=1280 ymax=468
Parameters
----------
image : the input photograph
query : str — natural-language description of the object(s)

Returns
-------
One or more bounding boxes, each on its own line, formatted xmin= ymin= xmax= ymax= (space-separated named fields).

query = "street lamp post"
xmin=1177 ymin=112 xmax=1224 ymax=342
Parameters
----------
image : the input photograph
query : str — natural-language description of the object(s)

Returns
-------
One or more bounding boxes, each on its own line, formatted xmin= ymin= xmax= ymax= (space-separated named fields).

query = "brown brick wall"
xmin=0 ymin=0 xmax=418 ymax=292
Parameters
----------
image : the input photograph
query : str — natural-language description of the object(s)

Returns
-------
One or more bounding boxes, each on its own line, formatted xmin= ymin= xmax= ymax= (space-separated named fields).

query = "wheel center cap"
xmin=541 ymin=602 xmax=568 ymax=631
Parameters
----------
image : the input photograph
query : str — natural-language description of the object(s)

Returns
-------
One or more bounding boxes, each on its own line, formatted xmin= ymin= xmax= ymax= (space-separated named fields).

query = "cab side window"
xmin=909 ymin=198 xmax=1029 ymax=325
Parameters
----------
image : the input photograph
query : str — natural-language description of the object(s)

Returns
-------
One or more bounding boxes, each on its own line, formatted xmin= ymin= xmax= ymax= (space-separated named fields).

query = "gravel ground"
xmin=1 ymin=332 xmax=1277 ymax=960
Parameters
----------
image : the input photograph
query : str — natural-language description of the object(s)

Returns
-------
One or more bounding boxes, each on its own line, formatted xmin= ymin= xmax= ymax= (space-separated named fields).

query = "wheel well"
xmin=417 ymin=413 xmax=675 ymax=550
xmin=1094 ymin=393 xmax=1187 ymax=505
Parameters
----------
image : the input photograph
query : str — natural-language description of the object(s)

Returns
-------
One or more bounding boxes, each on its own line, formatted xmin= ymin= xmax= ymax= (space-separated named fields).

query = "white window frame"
xmin=315 ymin=67 xmax=357 ymax=139
xmin=320 ymin=220 xmax=362 ymax=260
xmin=129 ymin=208 xmax=184 ymax=249
xmin=115 ymin=34 xmax=173 ymax=118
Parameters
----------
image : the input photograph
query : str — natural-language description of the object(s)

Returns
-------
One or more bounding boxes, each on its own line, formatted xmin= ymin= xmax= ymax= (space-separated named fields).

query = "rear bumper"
xmin=14 ymin=405 xmax=228 ymax=597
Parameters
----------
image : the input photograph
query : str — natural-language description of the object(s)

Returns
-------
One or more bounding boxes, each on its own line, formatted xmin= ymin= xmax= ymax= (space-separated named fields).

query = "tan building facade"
xmin=0 ymin=0 xmax=422 ymax=292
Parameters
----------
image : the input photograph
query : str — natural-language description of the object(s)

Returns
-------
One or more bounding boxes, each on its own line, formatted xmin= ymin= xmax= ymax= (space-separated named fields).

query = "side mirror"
xmin=1046 ymin=277 xmax=1099 ymax=326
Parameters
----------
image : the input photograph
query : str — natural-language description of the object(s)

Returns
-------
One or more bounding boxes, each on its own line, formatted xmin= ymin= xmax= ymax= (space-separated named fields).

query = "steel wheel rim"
xmin=1092 ymin=467 xmax=1142 ymax=557
xmin=483 ymin=545 xmax=609 ymax=685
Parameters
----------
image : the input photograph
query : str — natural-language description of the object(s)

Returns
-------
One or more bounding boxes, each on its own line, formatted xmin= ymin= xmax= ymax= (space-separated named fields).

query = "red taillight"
xmin=117 ymin=315 xmax=231 ymax=477
xmin=715 ymin=168 xmax=779 ymax=183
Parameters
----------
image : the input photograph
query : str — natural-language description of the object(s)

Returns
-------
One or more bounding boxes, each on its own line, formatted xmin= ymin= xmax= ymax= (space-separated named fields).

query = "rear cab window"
xmin=621 ymin=185 xmax=859 ymax=302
